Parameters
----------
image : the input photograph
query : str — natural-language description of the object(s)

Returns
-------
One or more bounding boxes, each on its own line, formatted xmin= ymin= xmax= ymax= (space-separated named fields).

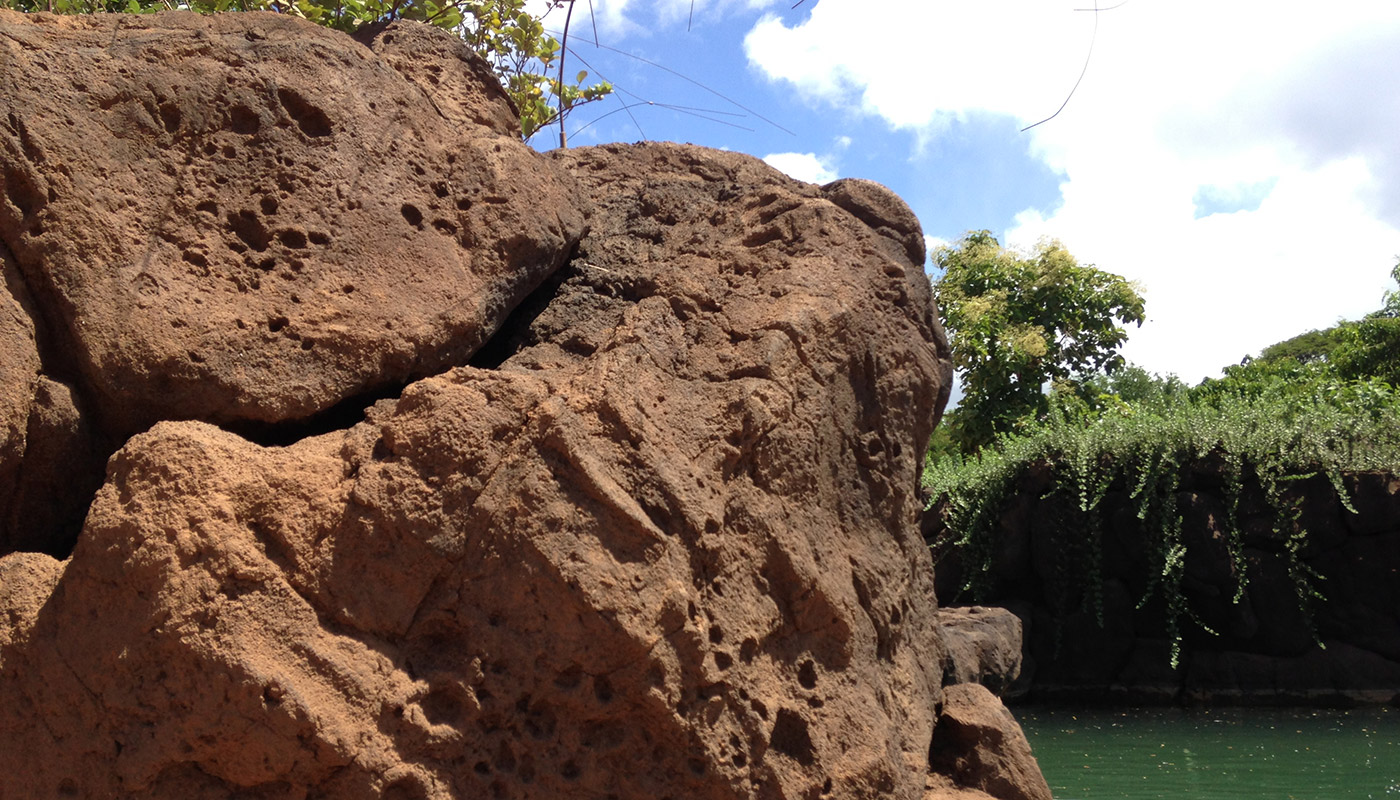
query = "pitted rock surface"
xmin=0 ymin=10 xmax=584 ymax=437
xmin=0 ymin=12 xmax=1055 ymax=800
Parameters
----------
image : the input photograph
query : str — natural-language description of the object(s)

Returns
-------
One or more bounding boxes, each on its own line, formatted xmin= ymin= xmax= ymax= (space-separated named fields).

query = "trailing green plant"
xmin=0 ymin=0 xmax=611 ymax=142
xmin=924 ymin=375 xmax=1400 ymax=667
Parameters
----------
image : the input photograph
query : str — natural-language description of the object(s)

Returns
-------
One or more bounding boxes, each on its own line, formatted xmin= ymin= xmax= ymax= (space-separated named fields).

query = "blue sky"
xmin=528 ymin=0 xmax=1400 ymax=385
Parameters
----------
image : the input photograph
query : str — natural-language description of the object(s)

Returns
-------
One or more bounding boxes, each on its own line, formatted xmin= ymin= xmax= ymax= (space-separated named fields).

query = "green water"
xmin=1017 ymin=706 xmax=1400 ymax=799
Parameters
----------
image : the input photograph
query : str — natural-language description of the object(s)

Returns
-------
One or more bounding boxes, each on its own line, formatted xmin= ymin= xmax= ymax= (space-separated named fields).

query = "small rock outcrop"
xmin=926 ymin=684 xmax=1052 ymax=800
xmin=0 ymin=10 xmax=1054 ymax=800
xmin=937 ymin=607 xmax=1025 ymax=698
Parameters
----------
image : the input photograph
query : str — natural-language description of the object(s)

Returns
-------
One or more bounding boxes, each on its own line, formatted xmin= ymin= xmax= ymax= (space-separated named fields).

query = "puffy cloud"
xmin=925 ymin=235 xmax=950 ymax=263
xmin=762 ymin=151 xmax=838 ymax=184
xmin=743 ymin=0 xmax=1400 ymax=380
xmin=1192 ymin=180 xmax=1278 ymax=219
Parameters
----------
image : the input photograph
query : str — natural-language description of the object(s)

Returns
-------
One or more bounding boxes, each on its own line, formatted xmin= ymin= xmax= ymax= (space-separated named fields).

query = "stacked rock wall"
xmin=0 ymin=10 xmax=1050 ymax=799
xmin=929 ymin=462 xmax=1400 ymax=705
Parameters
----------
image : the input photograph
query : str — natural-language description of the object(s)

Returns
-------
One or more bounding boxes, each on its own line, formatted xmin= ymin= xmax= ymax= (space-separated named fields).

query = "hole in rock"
xmin=750 ymin=698 xmax=768 ymax=720
xmin=494 ymin=742 xmax=517 ymax=773
xmin=2 ymin=163 xmax=45 ymax=217
xmin=230 ymin=104 xmax=261 ymax=135
xmin=158 ymin=102 xmax=180 ymax=134
xmin=554 ymin=664 xmax=583 ymax=690
xmin=276 ymin=87 xmax=333 ymax=138
xmin=227 ymin=210 xmax=271 ymax=252
xmin=798 ymin=659 xmax=818 ymax=690
xmin=278 ymin=229 xmax=307 ymax=249
xmin=400 ymin=203 xmax=423 ymax=228
xmin=381 ymin=777 xmax=428 ymax=800
xmin=770 ymin=708 xmax=815 ymax=767
xmin=421 ymin=685 xmax=464 ymax=727
xmin=739 ymin=638 xmax=758 ymax=663
xmin=592 ymin=675 xmax=614 ymax=704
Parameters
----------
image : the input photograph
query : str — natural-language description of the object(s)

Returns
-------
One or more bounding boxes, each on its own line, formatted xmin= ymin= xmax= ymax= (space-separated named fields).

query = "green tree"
xmin=0 ymin=0 xmax=610 ymax=142
xmin=1255 ymin=327 xmax=1344 ymax=366
xmin=1331 ymin=260 xmax=1400 ymax=385
xmin=1207 ymin=259 xmax=1400 ymax=392
xmin=933 ymin=231 xmax=1145 ymax=454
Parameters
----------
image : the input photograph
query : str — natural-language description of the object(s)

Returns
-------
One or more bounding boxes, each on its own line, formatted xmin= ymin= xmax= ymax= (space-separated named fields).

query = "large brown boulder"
xmin=0 ymin=135 xmax=960 ymax=797
xmin=0 ymin=11 xmax=1041 ymax=800
xmin=0 ymin=10 xmax=583 ymax=438
xmin=0 ymin=10 xmax=585 ymax=554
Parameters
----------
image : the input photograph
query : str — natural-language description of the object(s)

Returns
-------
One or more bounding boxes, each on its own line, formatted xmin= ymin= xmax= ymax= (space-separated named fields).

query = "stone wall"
xmin=927 ymin=462 xmax=1400 ymax=705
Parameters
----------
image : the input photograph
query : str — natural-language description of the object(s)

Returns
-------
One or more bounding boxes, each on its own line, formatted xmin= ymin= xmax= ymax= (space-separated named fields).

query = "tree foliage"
xmin=0 ymin=0 xmax=610 ymax=142
xmin=1204 ymin=259 xmax=1400 ymax=393
xmin=932 ymin=230 xmax=1146 ymax=454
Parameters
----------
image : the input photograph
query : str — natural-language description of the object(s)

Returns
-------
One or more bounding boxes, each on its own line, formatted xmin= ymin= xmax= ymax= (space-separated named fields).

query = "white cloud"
xmin=743 ymin=1 xmax=1400 ymax=380
xmin=924 ymin=235 xmax=949 ymax=263
xmin=762 ymin=151 xmax=838 ymax=184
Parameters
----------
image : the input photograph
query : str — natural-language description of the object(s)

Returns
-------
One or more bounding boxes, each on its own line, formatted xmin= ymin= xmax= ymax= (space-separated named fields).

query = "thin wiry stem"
xmin=559 ymin=0 xmax=576 ymax=147
xmin=1022 ymin=0 xmax=1107 ymax=132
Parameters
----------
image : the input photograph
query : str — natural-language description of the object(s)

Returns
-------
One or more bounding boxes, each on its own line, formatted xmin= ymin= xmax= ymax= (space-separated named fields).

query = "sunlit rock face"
xmin=0 ymin=11 xmax=1058 ymax=800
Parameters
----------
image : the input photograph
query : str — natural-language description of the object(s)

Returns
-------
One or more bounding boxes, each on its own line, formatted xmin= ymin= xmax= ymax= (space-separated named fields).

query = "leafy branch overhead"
xmin=0 ymin=0 xmax=611 ymax=142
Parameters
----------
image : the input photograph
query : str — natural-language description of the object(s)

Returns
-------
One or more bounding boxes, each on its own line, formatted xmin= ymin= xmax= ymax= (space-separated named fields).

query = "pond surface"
xmin=1016 ymin=706 xmax=1400 ymax=799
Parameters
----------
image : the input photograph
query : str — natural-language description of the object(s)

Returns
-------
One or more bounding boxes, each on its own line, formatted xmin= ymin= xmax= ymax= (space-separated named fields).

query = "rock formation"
xmin=929 ymin=461 xmax=1400 ymax=705
xmin=937 ymin=607 xmax=1024 ymax=698
xmin=0 ymin=10 xmax=1049 ymax=800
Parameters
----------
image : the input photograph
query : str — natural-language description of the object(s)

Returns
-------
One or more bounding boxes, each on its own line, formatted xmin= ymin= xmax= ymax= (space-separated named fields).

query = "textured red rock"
xmin=0 ymin=10 xmax=584 ymax=436
xmin=0 ymin=11 xmax=1053 ymax=800
xmin=927 ymin=684 xmax=1052 ymax=800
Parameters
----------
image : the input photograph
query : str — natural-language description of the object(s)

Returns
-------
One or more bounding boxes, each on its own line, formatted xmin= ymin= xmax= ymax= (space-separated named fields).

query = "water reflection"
xmin=1016 ymin=706 xmax=1400 ymax=799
